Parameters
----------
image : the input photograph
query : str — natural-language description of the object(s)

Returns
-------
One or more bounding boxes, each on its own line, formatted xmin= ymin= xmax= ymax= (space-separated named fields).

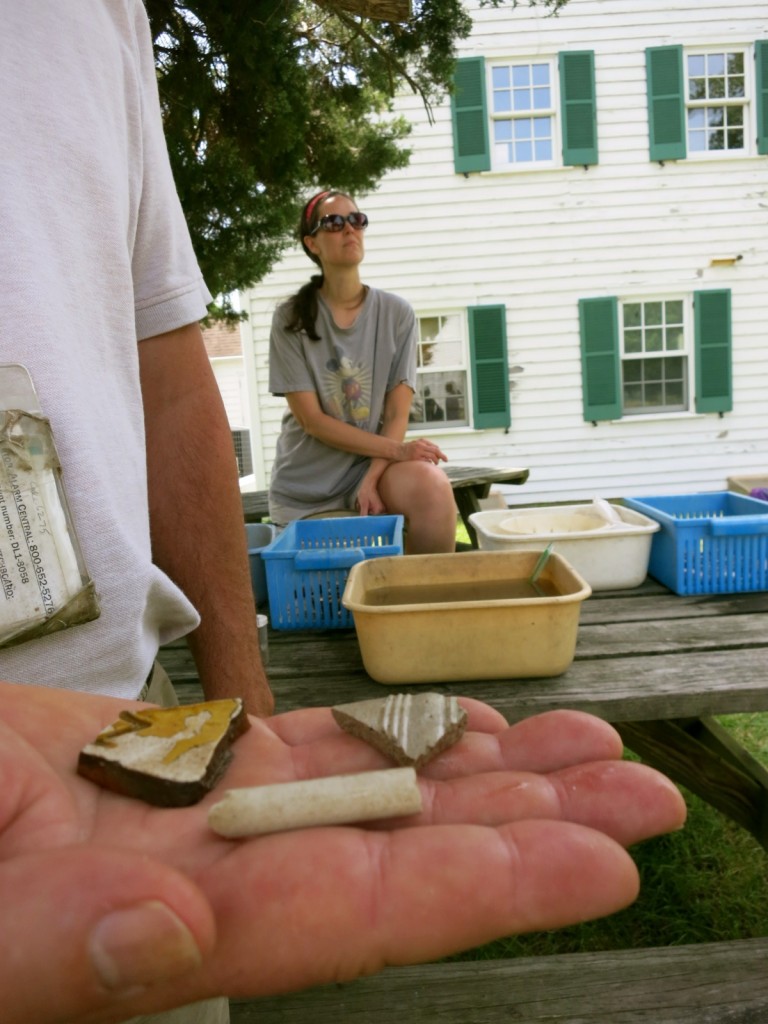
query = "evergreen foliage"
xmin=144 ymin=0 xmax=568 ymax=319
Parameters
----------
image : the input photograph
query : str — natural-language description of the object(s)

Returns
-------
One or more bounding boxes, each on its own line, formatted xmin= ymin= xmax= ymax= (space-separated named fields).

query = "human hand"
xmin=397 ymin=438 xmax=447 ymax=464
xmin=355 ymin=476 xmax=387 ymax=516
xmin=0 ymin=682 xmax=685 ymax=1024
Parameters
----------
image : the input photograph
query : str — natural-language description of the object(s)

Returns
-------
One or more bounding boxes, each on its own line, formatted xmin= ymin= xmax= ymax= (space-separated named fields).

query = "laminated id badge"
xmin=0 ymin=364 xmax=99 ymax=648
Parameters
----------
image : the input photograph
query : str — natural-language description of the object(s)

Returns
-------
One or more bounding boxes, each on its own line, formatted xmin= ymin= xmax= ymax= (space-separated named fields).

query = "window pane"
xmin=688 ymin=128 xmax=707 ymax=151
xmin=515 ymin=140 xmax=533 ymax=162
xmin=494 ymin=121 xmax=512 ymax=143
xmin=512 ymin=65 xmax=530 ymax=87
xmin=419 ymin=316 xmax=441 ymax=341
xmin=707 ymin=106 xmax=724 ymax=127
xmin=688 ymin=55 xmax=706 ymax=77
xmin=646 ymin=329 xmax=663 ymax=352
xmin=689 ymin=77 xmax=706 ymax=101
xmin=624 ymin=329 xmax=642 ymax=354
xmin=623 ymin=304 xmax=642 ymax=328
xmin=686 ymin=50 xmax=747 ymax=154
xmin=621 ymin=301 xmax=689 ymax=414
xmin=491 ymin=61 xmax=554 ymax=166
xmin=666 ymin=326 xmax=685 ymax=350
xmin=514 ymin=89 xmax=532 ymax=112
xmin=645 ymin=360 xmax=662 ymax=382
xmin=688 ymin=108 xmax=706 ymax=128
xmin=645 ymin=302 xmax=662 ymax=326
xmin=492 ymin=66 xmax=510 ymax=88
xmin=411 ymin=372 xmax=468 ymax=426
xmin=429 ymin=341 xmax=463 ymax=367
xmin=709 ymin=76 xmax=725 ymax=100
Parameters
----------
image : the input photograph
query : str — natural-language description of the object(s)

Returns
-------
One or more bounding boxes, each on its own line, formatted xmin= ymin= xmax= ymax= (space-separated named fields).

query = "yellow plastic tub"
xmin=342 ymin=550 xmax=591 ymax=685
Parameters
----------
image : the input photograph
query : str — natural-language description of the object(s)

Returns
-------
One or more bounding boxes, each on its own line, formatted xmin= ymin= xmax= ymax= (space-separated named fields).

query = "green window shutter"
xmin=579 ymin=297 xmax=622 ymax=422
xmin=756 ymin=41 xmax=768 ymax=155
xmin=694 ymin=290 xmax=732 ymax=414
xmin=559 ymin=51 xmax=598 ymax=166
xmin=450 ymin=57 xmax=491 ymax=174
xmin=468 ymin=305 xmax=510 ymax=429
xmin=645 ymin=46 xmax=686 ymax=161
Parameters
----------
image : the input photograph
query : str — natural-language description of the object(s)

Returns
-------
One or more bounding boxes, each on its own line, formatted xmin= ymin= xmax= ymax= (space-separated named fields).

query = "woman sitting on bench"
xmin=267 ymin=189 xmax=457 ymax=554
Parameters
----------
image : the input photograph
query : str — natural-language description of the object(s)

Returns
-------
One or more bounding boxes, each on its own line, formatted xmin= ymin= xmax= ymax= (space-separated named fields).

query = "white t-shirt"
xmin=0 ymin=0 xmax=211 ymax=697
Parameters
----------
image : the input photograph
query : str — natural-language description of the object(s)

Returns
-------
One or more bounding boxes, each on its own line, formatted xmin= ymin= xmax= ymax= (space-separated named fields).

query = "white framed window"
xmin=489 ymin=59 xmax=558 ymax=169
xmin=580 ymin=290 xmax=731 ymax=422
xmin=409 ymin=313 xmax=470 ymax=428
xmin=686 ymin=50 xmax=748 ymax=155
xmin=620 ymin=298 xmax=689 ymax=414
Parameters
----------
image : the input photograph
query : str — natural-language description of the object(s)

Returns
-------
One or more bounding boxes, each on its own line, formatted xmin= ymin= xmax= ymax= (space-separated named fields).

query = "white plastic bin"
xmin=469 ymin=502 xmax=659 ymax=591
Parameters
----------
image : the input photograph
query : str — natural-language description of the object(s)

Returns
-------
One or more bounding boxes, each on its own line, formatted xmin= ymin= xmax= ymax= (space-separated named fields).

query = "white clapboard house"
xmin=239 ymin=0 xmax=768 ymax=504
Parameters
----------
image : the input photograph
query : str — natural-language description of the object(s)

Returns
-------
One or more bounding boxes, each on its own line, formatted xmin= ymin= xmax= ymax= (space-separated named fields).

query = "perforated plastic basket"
xmin=261 ymin=515 xmax=404 ymax=629
xmin=622 ymin=492 xmax=768 ymax=595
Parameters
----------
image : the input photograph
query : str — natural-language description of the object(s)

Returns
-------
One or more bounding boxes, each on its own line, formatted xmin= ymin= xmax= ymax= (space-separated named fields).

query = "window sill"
xmin=608 ymin=410 xmax=708 ymax=424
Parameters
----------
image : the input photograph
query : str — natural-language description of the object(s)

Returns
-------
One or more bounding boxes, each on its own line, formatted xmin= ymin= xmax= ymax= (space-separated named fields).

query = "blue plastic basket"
xmin=261 ymin=515 xmax=404 ymax=629
xmin=622 ymin=491 xmax=768 ymax=595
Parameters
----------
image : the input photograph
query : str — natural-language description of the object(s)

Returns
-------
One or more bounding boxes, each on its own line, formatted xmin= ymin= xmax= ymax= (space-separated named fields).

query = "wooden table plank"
xmin=230 ymin=937 xmax=768 ymax=1023
xmin=160 ymin=578 xmax=768 ymax=847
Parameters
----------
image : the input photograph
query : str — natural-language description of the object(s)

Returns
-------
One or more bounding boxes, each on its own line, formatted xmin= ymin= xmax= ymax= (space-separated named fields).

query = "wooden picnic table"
xmin=159 ymin=576 xmax=768 ymax=1023
xmin=241 ymin=464 xmax=530 ymax=545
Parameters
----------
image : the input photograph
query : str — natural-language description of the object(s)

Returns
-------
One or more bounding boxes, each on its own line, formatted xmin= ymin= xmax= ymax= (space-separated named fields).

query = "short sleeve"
xmin=130 ymin=1 xmax=211 ymax=340
xmin=268 ymin=305 xmax=316 ymax=395
xmin=387 ymin=298 xmax=417 ymax=391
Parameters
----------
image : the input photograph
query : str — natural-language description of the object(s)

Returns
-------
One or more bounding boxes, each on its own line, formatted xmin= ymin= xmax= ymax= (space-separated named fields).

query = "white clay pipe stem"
xmin=208 ymin=767 xmax=422 ymax=838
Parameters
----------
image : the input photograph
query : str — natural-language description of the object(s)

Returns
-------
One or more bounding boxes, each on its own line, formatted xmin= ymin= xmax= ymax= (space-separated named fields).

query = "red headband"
xmin=305 ymin=190 xmax=331 ymax=225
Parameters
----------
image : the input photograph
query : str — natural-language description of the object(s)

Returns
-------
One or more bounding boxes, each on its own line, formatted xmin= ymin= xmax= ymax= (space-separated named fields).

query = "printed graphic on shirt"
xmin=324 ymin=348 xmax=371 ymax=426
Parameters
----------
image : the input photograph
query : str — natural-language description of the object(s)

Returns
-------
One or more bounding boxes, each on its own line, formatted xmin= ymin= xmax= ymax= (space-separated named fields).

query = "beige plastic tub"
xmin=727 ymin=474 xmax=768 ymax=495
xmin=342 ymin=550 xmax=591 ymax=685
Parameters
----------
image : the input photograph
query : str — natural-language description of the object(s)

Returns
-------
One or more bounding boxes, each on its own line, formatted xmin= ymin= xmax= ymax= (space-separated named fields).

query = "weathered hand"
xmin=0 ymin=682 xmax=685 ymax=1024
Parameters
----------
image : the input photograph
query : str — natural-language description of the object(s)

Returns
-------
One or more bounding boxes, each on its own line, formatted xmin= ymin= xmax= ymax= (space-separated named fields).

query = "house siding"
xmin=241 ymin=0 xmax=768 ymax=502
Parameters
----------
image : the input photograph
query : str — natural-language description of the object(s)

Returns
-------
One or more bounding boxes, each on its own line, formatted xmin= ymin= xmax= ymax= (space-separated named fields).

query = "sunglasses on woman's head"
xmin=309 ymin=212 xmax=369 ymax=235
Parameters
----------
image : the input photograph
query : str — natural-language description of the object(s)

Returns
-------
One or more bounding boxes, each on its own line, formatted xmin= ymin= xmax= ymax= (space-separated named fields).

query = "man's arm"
xmin=138 ymin=322 xmax=274 ymax=717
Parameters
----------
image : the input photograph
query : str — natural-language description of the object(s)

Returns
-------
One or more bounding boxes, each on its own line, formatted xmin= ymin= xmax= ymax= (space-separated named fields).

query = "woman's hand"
xmin=396 ymin=438 xmax=447 ymax=464
xmin=355 ymin=475 xmax=387 ymax=515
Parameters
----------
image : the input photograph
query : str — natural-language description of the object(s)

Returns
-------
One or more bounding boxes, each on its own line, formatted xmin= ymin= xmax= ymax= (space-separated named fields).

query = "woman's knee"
xmin=381 ymin=462 xmax=455 ymax=514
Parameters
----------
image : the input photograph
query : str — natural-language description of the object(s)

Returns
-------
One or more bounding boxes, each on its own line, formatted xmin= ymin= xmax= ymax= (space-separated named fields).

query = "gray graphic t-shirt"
xmin=268 ymin=287 xmax=417 ymax=522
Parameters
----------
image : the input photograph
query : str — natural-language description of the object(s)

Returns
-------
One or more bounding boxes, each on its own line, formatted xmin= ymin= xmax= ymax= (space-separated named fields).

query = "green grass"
xmin=456 ymin=520 xmax=472 ymax=547
xmin=451 ymin=517 xmax=768 ymax=957
xmin=449 ymin=712 xmax=768 ymax=960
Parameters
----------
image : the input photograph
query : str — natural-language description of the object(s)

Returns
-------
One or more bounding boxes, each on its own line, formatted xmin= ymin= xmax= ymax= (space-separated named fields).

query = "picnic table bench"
xmin=160 ymin=576 xmax=768 ymax=1022
xmin=241 ymin=464 xmax=530 ymax=545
